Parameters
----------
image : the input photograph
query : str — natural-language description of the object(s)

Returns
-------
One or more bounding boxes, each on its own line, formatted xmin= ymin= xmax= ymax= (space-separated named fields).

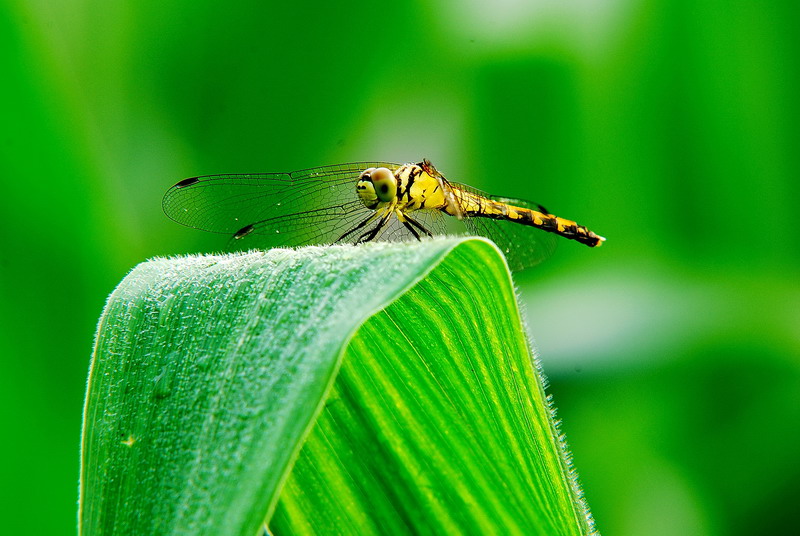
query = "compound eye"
xmin=371 ymin=167 xmax=396 ymax=202
xmin=360 ymin=167 xmax=376 ymax=179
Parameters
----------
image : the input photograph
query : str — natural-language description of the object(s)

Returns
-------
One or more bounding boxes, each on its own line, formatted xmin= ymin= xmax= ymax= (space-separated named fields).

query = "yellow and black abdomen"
xmin=454 ymin=192 xmax=605 ymax=248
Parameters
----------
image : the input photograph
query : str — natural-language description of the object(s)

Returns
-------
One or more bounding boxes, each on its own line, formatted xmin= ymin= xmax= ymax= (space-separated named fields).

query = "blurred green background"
xmin=1 ymin=1 xmax=797 ymax=534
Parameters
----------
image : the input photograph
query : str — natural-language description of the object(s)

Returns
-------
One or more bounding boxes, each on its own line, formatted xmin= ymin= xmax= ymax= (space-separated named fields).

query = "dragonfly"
xmin=162 ymin=159 xmax=605 ymax=271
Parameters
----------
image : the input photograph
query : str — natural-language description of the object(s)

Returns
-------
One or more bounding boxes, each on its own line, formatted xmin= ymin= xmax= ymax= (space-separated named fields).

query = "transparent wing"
xmin=162 ymin=162 xmax=403 ymax=249
xmin=163 ymin=162 xmax=560 ymax=268
xmin=447 ymin=182 xmax=559 ymax=271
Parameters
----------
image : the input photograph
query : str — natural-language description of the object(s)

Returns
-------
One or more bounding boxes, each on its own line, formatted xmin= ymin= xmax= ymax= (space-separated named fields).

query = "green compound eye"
xmin=371 ymin=167 xmax=397 ymax=202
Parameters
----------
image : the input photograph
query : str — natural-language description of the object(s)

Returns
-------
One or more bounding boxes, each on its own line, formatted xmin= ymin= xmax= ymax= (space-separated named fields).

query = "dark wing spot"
xmin=175 ymin=177 xmax=200 ymax=188
xmin=233 ymin=224 xmax=256 ymax=239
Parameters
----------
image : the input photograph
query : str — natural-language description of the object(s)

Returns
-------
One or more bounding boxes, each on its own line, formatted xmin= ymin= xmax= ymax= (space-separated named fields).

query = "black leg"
xmin=336 ymin=213 xmax=377 ymax=243
xmin=401 ymin=219 xmax=421 ymax=241
xmin=357 ymin=211 xmax=392 ymax=243
xmin=404 ymin=214 xmax=434 ymax=237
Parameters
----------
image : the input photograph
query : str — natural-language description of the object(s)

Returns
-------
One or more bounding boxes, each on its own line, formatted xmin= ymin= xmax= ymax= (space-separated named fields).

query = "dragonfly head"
xmin=357 ymin=167 xmax=397 ymax=209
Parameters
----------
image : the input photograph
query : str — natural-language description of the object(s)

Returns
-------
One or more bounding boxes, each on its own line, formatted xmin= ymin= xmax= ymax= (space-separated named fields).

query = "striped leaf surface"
xmin=80 ymin=237 xmax=595 ymax=535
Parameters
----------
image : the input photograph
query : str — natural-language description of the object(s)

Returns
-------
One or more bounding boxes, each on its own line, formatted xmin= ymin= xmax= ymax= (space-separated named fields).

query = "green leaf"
xmin=80 ymin=237 xmax=596 ymax=536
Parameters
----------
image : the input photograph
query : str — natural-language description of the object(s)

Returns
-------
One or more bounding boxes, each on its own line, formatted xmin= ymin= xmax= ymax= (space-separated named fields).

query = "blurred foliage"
xmin=0 ymin=0 xmax=797 ymax=534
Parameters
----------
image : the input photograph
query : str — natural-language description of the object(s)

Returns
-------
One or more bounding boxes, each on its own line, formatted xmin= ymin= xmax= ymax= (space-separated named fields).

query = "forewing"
xmin=162 ymin=162 xmax=399 ymax=248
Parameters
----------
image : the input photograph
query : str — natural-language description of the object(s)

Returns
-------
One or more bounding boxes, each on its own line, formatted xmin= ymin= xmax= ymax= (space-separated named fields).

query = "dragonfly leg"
xmin=401 ymin=219 xmax=421 ymax=241
xmin=357 ymin=210 xmax=393 ymax=243
xmin=396 ymin=210 xmax=421 ymax=241
xmin=336 ymin=212 xmax=379 ymax=243
xmin=404 ymin=213 xmax=434 ymax=238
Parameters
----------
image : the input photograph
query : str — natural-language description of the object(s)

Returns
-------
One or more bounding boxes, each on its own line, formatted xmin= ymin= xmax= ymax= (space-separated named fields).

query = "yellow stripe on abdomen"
xmin=455 ymin=193 xmax=605 ymax=248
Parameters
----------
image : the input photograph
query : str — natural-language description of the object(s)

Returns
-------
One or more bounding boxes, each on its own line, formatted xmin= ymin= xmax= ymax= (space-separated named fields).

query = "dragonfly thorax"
xmin=356 ymin=167 xmax=398 ymax=210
